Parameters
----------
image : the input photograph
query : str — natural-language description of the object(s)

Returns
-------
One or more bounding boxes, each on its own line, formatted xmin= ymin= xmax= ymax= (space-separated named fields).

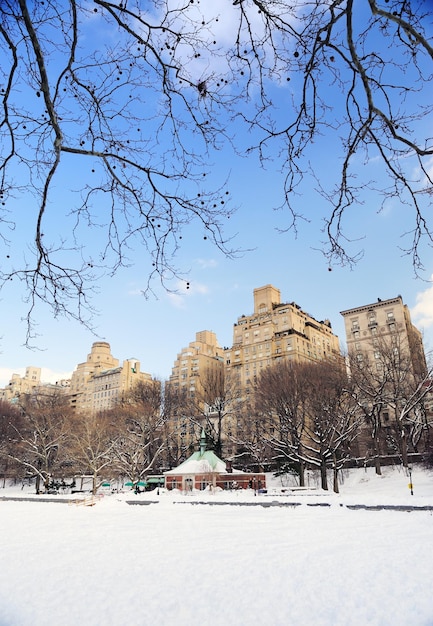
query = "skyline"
xmin=2 ymin=143 xmax=433 ymax=386
xmin=1 ymin=263 xmax=433 ymax=388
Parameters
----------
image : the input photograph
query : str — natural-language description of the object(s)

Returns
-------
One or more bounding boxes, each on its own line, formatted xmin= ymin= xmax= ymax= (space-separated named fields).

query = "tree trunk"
xmin=44 ymin=474 xmax=51 ymax=492
xmin=299 ymin=458 xmax=305 ymax=488
xmin=320 ymin=460 xmax=328 ymax=491
xmin=333 ymin=453 xmax=339 ymax=494
xmin=373 ymin=434 xmax=382 ymax=475
xmin=400 ymin=429 xmax=408 ymax=468
xmin=374 ymin=455 xmax=382 ymax=476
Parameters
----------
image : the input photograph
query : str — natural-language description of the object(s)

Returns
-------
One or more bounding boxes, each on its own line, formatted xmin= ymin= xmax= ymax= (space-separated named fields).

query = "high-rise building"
xmin=340 ymin=296 xmax=429 ymax=461
xmin=169 ymin=330 xmax=224 ymax=399
xmin=0 ymin=367 xmax=42 ymax=403
xmin=225 ymin=285 xmax=341 ymax=399
xmin=168 ymin=330 xmax=225 ymax=458
xmin=340 ymin=295 xmax=426 ymax=377
xmin=69 ymin=342 xmax=152 ymax=414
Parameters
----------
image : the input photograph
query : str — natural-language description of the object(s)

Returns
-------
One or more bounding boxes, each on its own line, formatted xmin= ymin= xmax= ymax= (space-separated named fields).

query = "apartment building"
xmin=69 ymin=341 xmax=152 ymax=414
xmin=341 ymin=296 xmax=428 ymax=460
xmin=225 ymin=285 xmax=341 ymax=398
xmin=168 ymin=330 xmax=225 ymax=458
xmin=0 ymin=367 xmax=71 ymax=404
xmin=169 ymin=330 xmax=225 ymax=397
xmin=340 ymin=295 xmax=426 ymax=376
xmin=0 ymin=366 xmax=42 ymax=403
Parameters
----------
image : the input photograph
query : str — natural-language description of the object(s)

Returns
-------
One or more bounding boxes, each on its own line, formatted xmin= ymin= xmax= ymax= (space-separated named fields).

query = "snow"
xmin=1 ymin=465 xmax=433 ymax=626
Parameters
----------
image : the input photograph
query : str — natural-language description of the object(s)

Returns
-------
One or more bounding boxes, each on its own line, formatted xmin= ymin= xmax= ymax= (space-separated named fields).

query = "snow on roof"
xmin=164 ymin=450 xmax=227 ymax=475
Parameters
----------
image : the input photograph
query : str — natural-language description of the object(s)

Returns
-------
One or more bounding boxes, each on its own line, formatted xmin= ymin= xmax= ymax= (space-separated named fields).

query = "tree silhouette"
xmin=1 ymin=1 xmax=431 ymax=337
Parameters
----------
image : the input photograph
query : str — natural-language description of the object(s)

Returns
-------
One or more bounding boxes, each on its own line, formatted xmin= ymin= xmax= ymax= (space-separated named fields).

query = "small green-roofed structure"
xmin=164 ymin=429 xmax=266 ymax=492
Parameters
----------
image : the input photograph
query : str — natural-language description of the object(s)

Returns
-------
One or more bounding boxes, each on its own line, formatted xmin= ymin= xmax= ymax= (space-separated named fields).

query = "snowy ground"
xmin=1 ymin=465 xmax=433 ymax=626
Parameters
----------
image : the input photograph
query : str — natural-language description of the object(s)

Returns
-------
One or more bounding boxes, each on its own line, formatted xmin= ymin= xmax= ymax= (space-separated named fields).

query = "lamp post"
xmin=408 ymin=465 xmax=414 ymax=496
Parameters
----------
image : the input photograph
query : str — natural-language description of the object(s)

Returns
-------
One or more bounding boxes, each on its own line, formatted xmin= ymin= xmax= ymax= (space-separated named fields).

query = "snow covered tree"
xmin=193 ymin=365 xmax=238 ymax=459
xmin=349 ymin=333 xmax=433 ymax=470
xmin=7 ymin=391 xmax=72 ymax=494
xmin=253 ymin=360 xmax=311 ymax=485
xmin=302 ymin=361 xmax=361 ymax=492
xmin=231 ymin=407 xmax=274 ymax=473
xmin=112 ymin=379 xmax=166 ymax=487
xmin=69 ymin=410 xmax=119 ymax=494
xmin=0 ymin=400 xmax=23 ymax=486
xmin=254 ymin=359 xmax=361 ymax=491
xmin=160 ymin=382 xmax=196 ymax=467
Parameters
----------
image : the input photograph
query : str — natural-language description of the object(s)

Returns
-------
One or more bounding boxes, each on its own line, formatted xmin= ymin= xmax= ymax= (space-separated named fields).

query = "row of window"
xmin=351 ymin=310 xmax=395 ymax=332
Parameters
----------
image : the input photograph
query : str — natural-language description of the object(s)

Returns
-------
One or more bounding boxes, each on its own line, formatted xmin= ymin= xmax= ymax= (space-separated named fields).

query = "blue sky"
xmin=1 ymin=1 xmax=432 ymax=387
xmin=1 ymin=150 xmax=432 ymax=387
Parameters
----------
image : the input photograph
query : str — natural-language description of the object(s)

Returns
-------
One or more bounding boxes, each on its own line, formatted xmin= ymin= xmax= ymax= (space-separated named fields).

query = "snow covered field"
xmin=1 ymin=465 xmax=433 ymax=626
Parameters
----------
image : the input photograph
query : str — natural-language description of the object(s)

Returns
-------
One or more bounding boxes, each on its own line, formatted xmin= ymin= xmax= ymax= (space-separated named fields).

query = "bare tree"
xmin=254 ymin=360 xmax=311 ymax=485
xmin=161 ymin=382 xmax=195 ymax=467
xmin=0 ymin=1 xmax=237 ymax=338
xmin=377 ymin=346 xmax=433 ymax=467
xmin=1 ymin=2 xmax=431 ymax=336
xmin=302 ymin=361 xmax=361 ymax=492
xmin=228 ymin=0 xmax=433 ymax=270
xmin=112 ymin=379 xmax=166 ymax=488
xmin=7 ymin=391 xmax=72 ymax=494
xmin=232 ymin=407 xmax=273 ymax=473
xmin=0 ymin=400 xmax=23 ymax=486
xmin=348 ymin=351 xmax=391 ymax=475
xmin=254 ymin=359 xmax=360 ymax=491
xmin=194 ymin=365 xmax=234 ymax=458
xmin=69 ymin=410 xmax=119 ymax=494
xmin=349 ymin=331 xmax=433 ymax=470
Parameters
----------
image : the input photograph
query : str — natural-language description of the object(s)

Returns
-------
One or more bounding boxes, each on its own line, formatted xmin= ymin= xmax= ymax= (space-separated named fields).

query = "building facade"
xmin=169 ymin=330 xmax=225 ymax=397
xmin=340 ymin=296 xmax=426 ymax=377
xmin=225 ymin=285 xmax=341 ymax=400
xmin=69 ymin=341 xmax=152 ymax=414
xmin=168 ymin=330 xmax=225 ymax=459
xmin=0 ymin=367 xmax=42 ymax=403
xmin=340 ymin=296 xmax=429 ymax=461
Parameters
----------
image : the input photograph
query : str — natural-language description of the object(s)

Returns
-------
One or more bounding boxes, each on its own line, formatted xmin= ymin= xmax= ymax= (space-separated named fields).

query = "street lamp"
xmin=408 ymin=465 xmax=414 ymax=496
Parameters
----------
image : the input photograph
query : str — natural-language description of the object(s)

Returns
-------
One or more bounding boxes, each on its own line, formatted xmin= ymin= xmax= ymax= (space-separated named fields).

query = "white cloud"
xmin=166 ymin=291 xmax=187 ymax=310
xmin=195 ymin=258 xmax=218 ymax=270
xmin=155 ymin=1 xmax=296 ymax=87
xmin=127 ymin=287 xmax=144 ymax=297
xmin=41 ymin=368 xmax=73 ymax=384
xmin=166 ymin=279 xmax=209 ymax=309
xmin=0 ymin=367 xmax=72 ymax=389
xmin=0 ymin=367 xmax=25 ymax=388
xmin=411 ymin=276 xmax=433 ymax=329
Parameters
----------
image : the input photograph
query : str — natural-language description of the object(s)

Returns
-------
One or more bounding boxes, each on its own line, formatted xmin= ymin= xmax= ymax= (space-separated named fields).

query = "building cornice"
xmin=340 ymin=296 xmax=402 ymax=317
